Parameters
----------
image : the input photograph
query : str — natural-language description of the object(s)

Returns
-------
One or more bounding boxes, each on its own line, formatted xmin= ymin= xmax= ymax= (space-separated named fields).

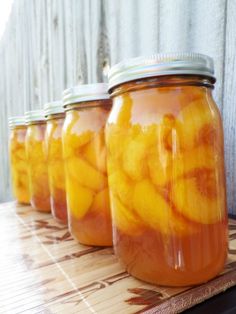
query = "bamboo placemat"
xmin=0 ymin=202 xmax=236 ymax=314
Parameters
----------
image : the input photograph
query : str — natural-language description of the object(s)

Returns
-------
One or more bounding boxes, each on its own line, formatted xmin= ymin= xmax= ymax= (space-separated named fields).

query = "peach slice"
xmin=15 ymin=160 xmax=28 ymax=173
xmin=48 ymin=139 xmax=62 ymax=159
xmin=172 ymin=169 xmax=226 ymax=224
xmin=83 ymin=131 xmax=107 ymax=173
xmin=15 ymin=148 xmax=26 ymax=161
xmin=19 ymin=173 xmax=29 ymax=188
xmin=17 ymin=190 xmax=29 ymax=204
xmin=160 ymin=115 xmax=182 ymax=152
xmin=148 ymin=147 xmax=172 ymax=187
xmin=171 ymin=145 xmax=222 ymax=181
xmin=172 ymin=145 xmax=218 ymax=180
xmin=91 ymin=188 xmax=111 ymax=215
xmin=32 ymin=179 xmax=50 ymax=200
xmin=28 ymin=142 xmax=45 ymax=161
xmin=66 ymin=157 xmax=106 ymax=191
xmin=107 ymin=158 xmax=118 ymax=176
xmin=122 ymin=137 xmax=149 ymax=181
xmin=49 ymin=160 xmax=66 ymax=190
xmin=106 ymin=124 xmax=129 ymax=160
xmin=13 ymin=170 xmax=30 ymax=203
xmin=149 ymin=145 xmax=218 ymax=187
xmin=115 ymin=94 xmax=133 ymax=127
xmin=32 ymin=163 xmax=48 ymax=180
xmin=111 ymin=195 xmax=144 ymax=236
xmin=132 ymin=179 xmax=194 ymax=235
xmin=122 ymin=125 xmax=158 ymax=181
xmin=67 ymin=178 xmax=94 ymax=219
xmin=108 ymin=169 xmax=134 ymax=207
xmin=63 ymin=130 xmax=94 ymax=158
xmin=176 ymin=100 xmax=215 ymax=150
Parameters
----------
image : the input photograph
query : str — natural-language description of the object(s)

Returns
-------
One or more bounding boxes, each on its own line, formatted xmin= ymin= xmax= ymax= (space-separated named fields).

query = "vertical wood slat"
xmin=223 ymin=0 xmax=236 ymax=215
xmin=64 ymin=0 xmax=88 ymax=87
xmin=28 ymin=0 xmax=40 ymax=107
xmin=47 ymin=0 xmax=66 ymax=101
xmin=189 ymin=0 xmax=227 ymax=111
xmin=38 ymin=0 xmax=50 ymax=106
xmin=159 ymin=0 xmax=191 ymax=52
xmin=0 ymin=0 xmax=236 ymax=216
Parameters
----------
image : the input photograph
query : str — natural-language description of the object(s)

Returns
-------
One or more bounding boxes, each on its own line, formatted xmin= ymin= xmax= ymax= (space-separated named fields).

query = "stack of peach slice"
xmin=10 ymin=128 xmax=30 ymax=204
xmin=63 ymin=108 xmax=112 ymax=246
xmin=26 ymin=124 xmax=51 ymax=212
xmin=107 ymin=87 xmax=226 ymax=238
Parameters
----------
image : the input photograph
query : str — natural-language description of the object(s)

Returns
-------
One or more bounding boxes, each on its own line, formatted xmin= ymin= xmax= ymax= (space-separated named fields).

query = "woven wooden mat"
xmin=0 ymin=202 xmax=235 ymax=314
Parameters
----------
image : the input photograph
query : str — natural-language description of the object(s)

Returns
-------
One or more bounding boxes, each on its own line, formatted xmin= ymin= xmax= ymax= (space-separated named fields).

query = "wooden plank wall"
xmin=0 ymin=0 xmax=235 ymax=214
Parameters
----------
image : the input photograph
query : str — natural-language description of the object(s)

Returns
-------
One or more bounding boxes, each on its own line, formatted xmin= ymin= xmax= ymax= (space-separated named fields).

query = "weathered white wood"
xmin=137 ymin=0 xmax=160 ymax=56
xmin=0 ymin=0 xmax=236 ymax=216
xmin=90 ymin=0 xmax=109 ymax=82
xmin=38 ymin=0 xmax=50 ymax=105
xmin=0 ymin=48 xmax=10 ymax=201
xmin=222 ymin=0 xmax=236 ymax=215
xmin=106 ymin=0 xmax=159 ymax=65
xmin=64 ymin=0 xmax=88 ymax=86
xmin=47 ymin=0 xmax=66 ymax=100
xmin=64 ymin=0 xmax=78 ymax=87
xmin=104 ymin=0 xmax=121 ymax=66
xmin=117 ymin=0 xmax=140 ymax=60
xmin=27 ymin=0 xmax=41 ymax=107
xmin=159 ymin=0 xmax=191 ymax=51
xmin=189 ymin=0 xmax=227 ymax=110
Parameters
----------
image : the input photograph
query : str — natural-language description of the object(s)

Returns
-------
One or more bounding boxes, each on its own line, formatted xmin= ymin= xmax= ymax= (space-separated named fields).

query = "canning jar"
xmin=9 ymin=116 xmax=30 ymax=204
xmin=25 ymin=110 xmax=51 ymax=213
xmin=63 ymin=83 xmax=112 ymax=246
xmin=106 ymin=53 xmax=228 ymax=286
xmin=45 ymin=101 xmax=67 ymax=223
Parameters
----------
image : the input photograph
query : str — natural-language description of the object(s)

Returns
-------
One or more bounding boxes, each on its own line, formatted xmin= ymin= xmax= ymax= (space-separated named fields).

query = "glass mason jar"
xmin=45 ymin=101 xmax=67 ymax=224
xmin=106 ymin=53 xmax=228 ymax=286
xmin=25 ymin=110 xmax=51 ymax=213
xmin=9 ymin=116 xmax=30 ymax=204
xmin=62 ymin=83 xmax=112 ymax=246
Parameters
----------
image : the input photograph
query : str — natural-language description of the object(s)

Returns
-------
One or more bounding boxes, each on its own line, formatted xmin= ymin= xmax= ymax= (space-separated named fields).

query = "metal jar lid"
xmin=63 ymin=83 xmax=110 ymax=107
xmin=8 ymin=116 xmax=26 ymax=128
xmin=25 ymin=110 xmax=46 ymax=124
xmin=108 ymin=52 xmax=215 ymax=91
xmin=44 ymin=101 xmax=64 ymax=117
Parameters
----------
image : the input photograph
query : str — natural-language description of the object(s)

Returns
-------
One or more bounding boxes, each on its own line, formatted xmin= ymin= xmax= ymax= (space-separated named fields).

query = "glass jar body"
xmin=46 ymin=114 xmax=67 ymax=223
xmin=9 ymin=126 xmax=30 ymax=204
xmin=106 ymin=76 xmax=228 ymax=286
xmin=62 ymin=100 xmax=112 ymax=246
xmin=25 ymin=122 xmax=51 ymax=212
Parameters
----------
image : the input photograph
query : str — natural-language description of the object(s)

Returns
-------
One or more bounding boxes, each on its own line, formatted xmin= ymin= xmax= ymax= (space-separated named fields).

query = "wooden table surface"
xmin=1 ymin=202 xmax=236 ymax=314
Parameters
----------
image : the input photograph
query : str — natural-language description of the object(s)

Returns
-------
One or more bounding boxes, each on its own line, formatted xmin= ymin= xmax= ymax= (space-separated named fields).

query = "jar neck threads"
xmin=110 ymin=75 xmax=214 ymax=97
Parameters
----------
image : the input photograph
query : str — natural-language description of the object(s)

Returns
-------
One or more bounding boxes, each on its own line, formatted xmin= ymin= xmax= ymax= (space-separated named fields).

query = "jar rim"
xmin=63 ymin=83 xmax=110 ymax=107
xmin=25 ymin=110 xmax=46 ymax=124
xmin=8 ymin=116 xmax=26 ymax=127
xmin=108 ymin=52 xmax=215 ymax=91
xmin=44 ymin=100 xmax=64 ymax=117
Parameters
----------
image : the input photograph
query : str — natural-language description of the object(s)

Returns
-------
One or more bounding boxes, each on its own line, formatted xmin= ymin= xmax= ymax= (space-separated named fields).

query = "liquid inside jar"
xmin=106 ymin=77 xmax=228 ymax=286
xmin=46 ymin=114 xmax=67 ymax=223
xmin=9 ymin=126 xmax=30 ymax=204
xmin=63 ymin=101 xmax=112 ymax=246
xmin=26 ymin=122 xmax=51 ymax=213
